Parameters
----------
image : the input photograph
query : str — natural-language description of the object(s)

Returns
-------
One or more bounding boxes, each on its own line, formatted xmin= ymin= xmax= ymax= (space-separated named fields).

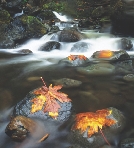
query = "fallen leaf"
xmin=31 ymin=78 xmax=71 ymax=119
xmin=72 ymin=109 xmax=116 ymax=137
xmin=68 ymin=55 xmax=87 ymax=61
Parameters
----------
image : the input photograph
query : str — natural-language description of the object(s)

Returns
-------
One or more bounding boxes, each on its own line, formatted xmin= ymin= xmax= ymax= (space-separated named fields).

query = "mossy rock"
xmin=0 ymin=10 xmax=11 ymax=24
xmin=20 ymin=15 xmax=47 ymax=36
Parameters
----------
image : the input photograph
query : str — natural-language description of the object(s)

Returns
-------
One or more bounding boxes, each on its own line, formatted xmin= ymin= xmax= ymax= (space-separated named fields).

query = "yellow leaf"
xmin=31 ymin=95 xmax=46 ymax=113
xmin=72 ymin=109 xmax=116 ymax=137
xmin=49 ymin=112 xmax=58 ymax=119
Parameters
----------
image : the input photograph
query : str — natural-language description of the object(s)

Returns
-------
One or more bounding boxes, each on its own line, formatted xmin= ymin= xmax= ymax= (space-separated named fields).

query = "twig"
xmin=99 ymin=128 xmax=111 ymax=146
xmin=37 ymin=133 xmax=49 ymax=143
xmin=40 ymin=77 xmax=47 ymax=87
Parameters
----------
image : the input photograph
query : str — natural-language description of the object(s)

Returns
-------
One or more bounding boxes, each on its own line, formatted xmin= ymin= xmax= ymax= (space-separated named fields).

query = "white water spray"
xmin=53 ymin=11 xmax=71 ymax=22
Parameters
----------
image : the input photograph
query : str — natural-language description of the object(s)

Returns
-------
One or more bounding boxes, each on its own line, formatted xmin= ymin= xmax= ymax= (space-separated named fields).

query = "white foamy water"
xmin=0 ymin=26 xmax=134 ymax=76
xmin=53 ymin=11 xmax=72 ymax=22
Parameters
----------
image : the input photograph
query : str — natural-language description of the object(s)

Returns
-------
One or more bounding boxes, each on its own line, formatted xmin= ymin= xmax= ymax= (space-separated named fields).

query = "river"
xmin=0 ymin=12 xmax=134 ymax=148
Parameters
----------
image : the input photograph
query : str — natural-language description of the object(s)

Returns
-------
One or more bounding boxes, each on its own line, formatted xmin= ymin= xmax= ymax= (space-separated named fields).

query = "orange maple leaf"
xmin=97 ymin=50 xmax=113 ymax=58
xmin=72 ymin=109 xmax=116 ymax=137
xmin=31 ymin=78 xmax=71 ymax=119
xmin=68 ymin=55 xmax=87 ymax=61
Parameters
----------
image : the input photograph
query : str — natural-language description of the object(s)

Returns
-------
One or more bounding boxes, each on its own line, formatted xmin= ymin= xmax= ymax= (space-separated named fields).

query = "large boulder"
xmin=1 ymin=0 xmax=25 ymax=17
xmin=90 ymin=50 xmax=133 ymax=74
xmin=39 ymin=41 xmax=61 ymax=51
xmin=76 ymin=63 xmax=116 ymax=76
xmin=59 ymin=55 xmax=89 ymax=66
xmin=13 ymin=87 xmax=72 ymax=122
xmin=0 ymin=9 xmax=15 ymax=48
xmin=36 ymin=10 xmax=56 ymax=22
xmin=69 ymin=107 xmax=126 ymax=148
xmin=51 ymin=30 xmax=87 ymax=42
xmin=6 ymin=15 xmax=47 ymax=43
xmin=70 ymin=42 xmax=91 ymax=53
xmin=116 ymin=38 xmax=133 ymax=51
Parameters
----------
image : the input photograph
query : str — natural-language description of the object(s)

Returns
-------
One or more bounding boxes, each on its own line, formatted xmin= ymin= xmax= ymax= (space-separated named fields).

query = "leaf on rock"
xmin=97 ymin=50 xmax=113 ymax=58
xmin=31 ymin=95 xmax=46 ymax=113
xmin=72 ymin=109 xmax=116 ymax=137
xmin=68 ymin=55 xmax=87 ymax=61
xmin=31 ymin=82 xmax=71 ymax=119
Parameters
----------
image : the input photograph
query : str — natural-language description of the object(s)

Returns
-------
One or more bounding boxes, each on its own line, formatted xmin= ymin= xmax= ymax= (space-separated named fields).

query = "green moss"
xmin=42 ymin=1 xmax=67 ymax=12
xmin=0 ymin=10 xmax=11 ymax=23
xmin=20 ymin=15 xmax=47 ymax=35
xmin=100 ymin=16 xmax=110 ymax=23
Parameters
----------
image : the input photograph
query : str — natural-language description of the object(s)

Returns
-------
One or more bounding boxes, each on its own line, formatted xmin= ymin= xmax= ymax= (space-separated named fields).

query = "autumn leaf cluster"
xmin=68 ymin=55 xmax=87 ymax=61
xmin=31 ymin=84 xmax=71 ymax=119
xmin=72 ymin=109 xmax=116 ymax=137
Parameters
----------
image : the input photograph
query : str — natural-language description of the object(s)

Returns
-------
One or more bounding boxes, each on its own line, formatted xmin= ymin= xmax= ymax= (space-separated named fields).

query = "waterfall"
xmin=13 ymin=10 xmax=24 ymax=18
xmin=53 ymin=11 xmax=71 ymax=22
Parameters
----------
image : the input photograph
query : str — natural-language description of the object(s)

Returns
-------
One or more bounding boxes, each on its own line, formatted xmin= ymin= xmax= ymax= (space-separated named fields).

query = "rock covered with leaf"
xmin=13 ymin=77 xmax=72 ymax=121
xmin=59 ymin=54 xmax=89 ymax=66
xmin=69 ymin=107 xmax=126 ymax=148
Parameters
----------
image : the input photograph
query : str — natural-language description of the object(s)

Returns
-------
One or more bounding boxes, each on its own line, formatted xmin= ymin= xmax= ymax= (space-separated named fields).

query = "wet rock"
xmin=17 ymin=49 xmax=33 ymax=54
xmin=51 ymin=30 xmax=87 ymax=42
xmin=114 ymin=60 xmax=133 ymax=74
xmin=90 ymin=50 xmax=133 ymax=74
xmin=0 ymin=37 xmax=15 ymax=49
xmin=70 ymin=42 xmax=91 ymax=53
xmin=39 ymin=41 xmax=61 ymax=51
xmin=6 ymin=15 xmax=47 ymax=42
xmin=50 ymin=25 xmax=60 ymax=33
xmin=58 ymin=55 xmax=89 ymax=67
xmin=117 ymin=38 xmax=133 ymax=51
xmin=78 ymin=18 xmax=93 ymax=28
xmin=91 ymin=50 xmax=130 ymax=61
xmin=120 ymin=138 xmax=134 ymax=148
xmin=3 ymin=0 xmax=23 ymax=16
xmin=69 ymin=107 xmax=126 ymax=148
xmin=51 ymin=78 xmax=82 ymax=88
xmin=76 ymin=63 xmax=115 ymax=76
xmin=5 ymin=115 xmax=37 ymax=142
xmin=36 ymin=10 xmax=56 ymax=24
xmin=123 ymin=74 xmax=134 ymax=81
xmin=13 ymin=88 xmax=72 ymax=122
xmin=0 ymin=9 xmax=15 ymax=48
xmin=0 ymin=9 xmax=11 ymax=24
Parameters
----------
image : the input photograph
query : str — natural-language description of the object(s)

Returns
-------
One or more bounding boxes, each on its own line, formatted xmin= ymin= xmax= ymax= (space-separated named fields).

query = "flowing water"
xmin=1 ymin=12 xmax=134 ymax=148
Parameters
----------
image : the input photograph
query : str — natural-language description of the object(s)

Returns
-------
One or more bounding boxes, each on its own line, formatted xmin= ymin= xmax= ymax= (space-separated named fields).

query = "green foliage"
xmin=42 ymin=1 xmax=66 ymax=12
xmin=22 ymin=0 xmax=28 ymax=4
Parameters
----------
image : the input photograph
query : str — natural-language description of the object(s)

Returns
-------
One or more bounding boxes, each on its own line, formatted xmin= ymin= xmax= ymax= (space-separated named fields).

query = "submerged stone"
xmin=51 ymin=78 xmax=82 ymax=88
xmin=76 ymin=63 xmax=115 ymax=75
xmin=123 ymin=74 xmax=134 ymax=81
xmin=120 ymin=138 xmax=134 ymax=148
